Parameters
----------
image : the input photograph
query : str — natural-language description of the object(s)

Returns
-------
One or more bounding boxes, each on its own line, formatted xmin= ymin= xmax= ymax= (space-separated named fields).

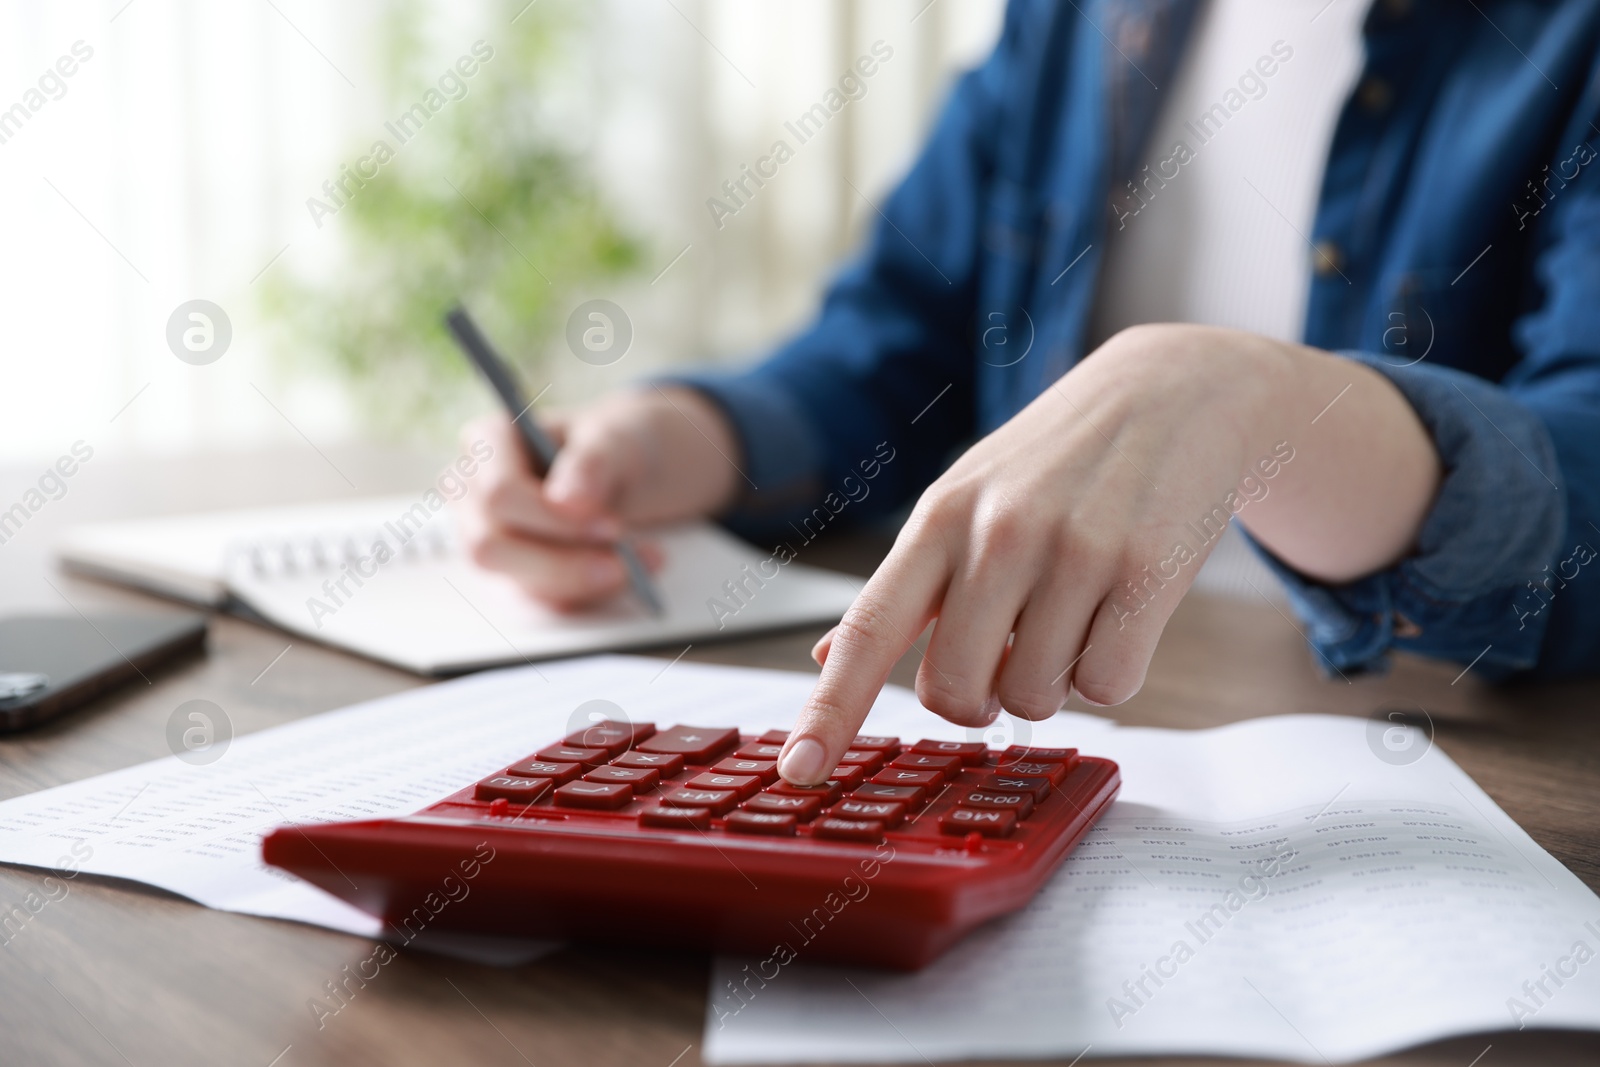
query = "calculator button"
xmin=505 ymin=759 xmax=582 ymax=784
xmin=979 ymin=774 xmax=1052 ymax=801
xmin=910 ymin=740 xmax=988 ymax=765
xmin=563 ymin=721 xmax=656 ymax=756
xmin=638 ymin=726 xmax=740 ymax=763
xmin=758 ymin=729 xmax=791 ymax=745
xmin=537 ymin=745 xmax=609 ymax=769
xmin=735 ymin=743 xmax=784 ymax=760
xmin=639 ymin=806 xmax=712 ymax=831
xmin=1004 ymin=761 xmax=1068 ymax=785
xmin=553 ymin=781 xmax=634 ymax=810
xmin=743 ymin=793 xmax=822 ymax=820
xmin=612 ymin=751 xmax=685 ymax=777
xmin=849 ymin=735 xmax=900 ymax=753
xmin=686 ymin=772 xmax=761 ymax=800
xmin=768 ymin=780 xmax=844 ymax=803
xmin=888 ymin=752 xmax=962 ymax=780
xmin=938 ymin=807 xmax=1017 ymax=837
xmin=852 ymin=783 xmax=927 ymax=808
xmin=811 ymin=817 xmax=885 ymax=843
xmin=725 ymin=811 xmax=798 ymax=836
xmin=829 ymin=799 xmax=906 ymax=828
xmin=474 ymin=776 xmax=552 ymax=804
xmin=585 ymin=765 xmax=660 ymax=792
xmin=661 ymin=788 xmax=740 ymax=815
xmin=559 ymin=728 xmax=625 ymax=758
xmin=870 ymin=768 xmax=942 ymax=789
xmin=997 ymin=746 xmax=1076 ymax=766
xmin=712 ymin=758 xmax=779 ymax=784
xmin=826 ymin=764 xmax=868 ymax=787
xmin=958 ymin=788 xmax=1035 ymax=818
xmin=837 ymin=749 xmax=886 ymax=771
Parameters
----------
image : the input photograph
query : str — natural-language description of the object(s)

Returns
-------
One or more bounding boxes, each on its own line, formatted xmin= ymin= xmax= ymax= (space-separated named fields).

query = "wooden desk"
xmin=2 ymin=449 xmax=1598 ymax=1067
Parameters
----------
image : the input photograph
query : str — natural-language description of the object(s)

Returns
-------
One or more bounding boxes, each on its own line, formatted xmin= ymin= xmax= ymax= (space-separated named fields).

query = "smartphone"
xmin=0 ymin=613 xmax=208 ymax=732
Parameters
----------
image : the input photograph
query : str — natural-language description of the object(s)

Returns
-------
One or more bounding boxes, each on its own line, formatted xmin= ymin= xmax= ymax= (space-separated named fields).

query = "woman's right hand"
xmin=456 ymin=385 xmax=741 ymax=609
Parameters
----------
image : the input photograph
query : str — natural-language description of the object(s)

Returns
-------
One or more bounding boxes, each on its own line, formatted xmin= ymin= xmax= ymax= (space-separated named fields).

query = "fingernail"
xmin=778 ymin=737 xmax=828 ymax=785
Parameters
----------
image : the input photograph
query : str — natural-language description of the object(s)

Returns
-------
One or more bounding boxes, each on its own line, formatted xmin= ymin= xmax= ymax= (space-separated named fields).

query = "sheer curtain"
xmin=0 ymin=0 xmax=1004 ymax=462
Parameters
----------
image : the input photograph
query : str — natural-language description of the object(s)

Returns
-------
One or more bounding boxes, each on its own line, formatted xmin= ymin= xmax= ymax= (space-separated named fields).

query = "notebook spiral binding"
xmin=223 ymin=523 xmax=454 ymax=582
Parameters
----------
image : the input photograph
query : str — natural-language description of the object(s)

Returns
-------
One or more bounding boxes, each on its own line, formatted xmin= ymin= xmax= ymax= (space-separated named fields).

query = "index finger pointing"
xmin=777 ymin=544 xmax=948 ymax=785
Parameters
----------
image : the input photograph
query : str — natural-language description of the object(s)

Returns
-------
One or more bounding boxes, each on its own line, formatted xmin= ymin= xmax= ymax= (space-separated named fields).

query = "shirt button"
xmin=1311 ymin=240 xmax=1345 ymax=278
xmin=1357 ymin=76 xmax=1393 ymax=113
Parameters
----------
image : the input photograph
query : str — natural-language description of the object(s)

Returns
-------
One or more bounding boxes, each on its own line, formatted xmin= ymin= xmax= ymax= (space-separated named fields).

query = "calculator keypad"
xmin=459 ymin=721 xmax=1083 ymax=850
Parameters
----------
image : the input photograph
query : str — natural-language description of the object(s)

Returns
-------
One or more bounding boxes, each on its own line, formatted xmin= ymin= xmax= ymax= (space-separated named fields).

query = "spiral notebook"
xmin=56 ymin=496 xmax=859 ymax=675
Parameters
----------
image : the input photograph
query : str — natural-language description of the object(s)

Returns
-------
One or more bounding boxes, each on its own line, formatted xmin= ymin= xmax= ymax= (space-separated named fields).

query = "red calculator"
xmin=262 ymin=721 xmax=1119 ymax=969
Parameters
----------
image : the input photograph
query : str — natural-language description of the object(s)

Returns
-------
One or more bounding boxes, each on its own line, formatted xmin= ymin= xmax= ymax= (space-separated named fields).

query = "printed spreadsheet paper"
xmin=705 ymin=712 xmax=1600 ymax=1064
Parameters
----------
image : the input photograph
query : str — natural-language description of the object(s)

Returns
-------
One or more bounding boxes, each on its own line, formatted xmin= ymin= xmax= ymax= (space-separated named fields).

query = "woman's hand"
xmin=456 ymin=386 xmax=740 ymax=609
xmin=776 ymin=324 xmax=1440 ymax=784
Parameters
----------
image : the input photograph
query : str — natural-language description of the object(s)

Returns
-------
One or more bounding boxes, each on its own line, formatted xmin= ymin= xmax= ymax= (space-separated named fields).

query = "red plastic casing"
xmin=262 ymin=732 xmax=1119 ymax=970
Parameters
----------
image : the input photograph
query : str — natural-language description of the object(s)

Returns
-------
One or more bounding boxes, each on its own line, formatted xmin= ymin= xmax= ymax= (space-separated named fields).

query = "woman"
xmin=459 ymin=0 xmax=1600 ymax=785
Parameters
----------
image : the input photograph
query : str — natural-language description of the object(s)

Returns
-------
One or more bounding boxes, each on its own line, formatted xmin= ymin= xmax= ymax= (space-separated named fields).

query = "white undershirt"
xmin=1089 ymin=0 xmax=1372 ymax=346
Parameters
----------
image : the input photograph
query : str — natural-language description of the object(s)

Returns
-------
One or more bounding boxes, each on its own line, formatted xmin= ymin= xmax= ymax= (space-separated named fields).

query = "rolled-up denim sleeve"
xmin=652 ymin=3 xmax=1040 ymax=543
xmin=653 ymin=369 xmax=829 ymax=542
xmin=1240 ymin=352 xmax=1573 ymax=681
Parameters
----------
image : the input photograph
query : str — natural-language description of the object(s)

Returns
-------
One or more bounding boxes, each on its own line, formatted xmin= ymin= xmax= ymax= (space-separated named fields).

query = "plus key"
xmin=637 ymin=725 xmax=740 ymax=763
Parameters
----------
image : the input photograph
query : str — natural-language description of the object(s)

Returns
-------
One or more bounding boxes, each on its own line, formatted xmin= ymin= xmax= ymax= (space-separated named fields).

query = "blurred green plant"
xmin=261 ymin=0 xmax=642 ymax=438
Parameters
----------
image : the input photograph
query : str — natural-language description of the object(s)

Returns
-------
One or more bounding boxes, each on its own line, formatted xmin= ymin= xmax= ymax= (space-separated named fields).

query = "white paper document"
xmin=705 ymin=712 xmax=1600 ymax=1064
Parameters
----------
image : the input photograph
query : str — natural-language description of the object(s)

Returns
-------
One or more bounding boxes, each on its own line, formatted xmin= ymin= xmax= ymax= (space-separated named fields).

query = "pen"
xmin=444 ymin=305 xmax=665 ymax=617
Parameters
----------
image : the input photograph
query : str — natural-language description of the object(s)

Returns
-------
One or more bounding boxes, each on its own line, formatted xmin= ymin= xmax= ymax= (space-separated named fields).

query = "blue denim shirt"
xmin=674 ymin=0 xmax=1600 ymax=681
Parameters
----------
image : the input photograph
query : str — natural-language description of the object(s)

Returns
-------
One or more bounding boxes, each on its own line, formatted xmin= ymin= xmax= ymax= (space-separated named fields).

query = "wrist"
xmin=1235 ymin=349 xmax=1442 ymax=581
xmin=1094 ymin=324 xmax=1302 ymax=481
xmin=643 ymin=385 xmax=742 ymax=517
